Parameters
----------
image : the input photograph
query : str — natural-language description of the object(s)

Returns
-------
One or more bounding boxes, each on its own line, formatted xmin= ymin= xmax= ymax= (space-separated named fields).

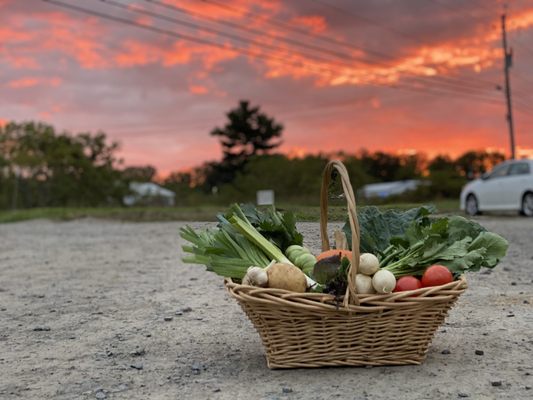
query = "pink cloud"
xmin=7 ymin=77 xmax=62 ymax=88
xmin=189 ymin=85 xmax=208 ymax=95
xmin=290 ymin=15 xmax=327 ymax=33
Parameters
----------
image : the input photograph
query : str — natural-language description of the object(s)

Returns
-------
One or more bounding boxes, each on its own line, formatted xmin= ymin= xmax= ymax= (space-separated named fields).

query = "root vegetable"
xmin=372 ymin=269 xmax=396 ymax=294
xmin=242 ymin=266 xmax=268 ymax=287
xmin=355 ymin=273 xmax=375 ymax=294
xmin=266 ymin=263 xmax=307 ymax=293
xmin=359 ymin=253 xmax=379 ymax=276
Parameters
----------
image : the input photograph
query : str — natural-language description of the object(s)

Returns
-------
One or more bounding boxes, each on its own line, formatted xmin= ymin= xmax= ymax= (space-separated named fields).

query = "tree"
xmin=359 ymin=151 xmax=402 ymax=182
xmin=122 ymin=165 xmax=157 ymax=182
xmin=455 ymin=150 xmax=505 ymax=179
xmin=425 ymin=154 xmax=466 ymax=198
xmin=0 ymin=121 xmax=126 ymax=208
xmin=208 ymin=100 xmax=283 ymax=186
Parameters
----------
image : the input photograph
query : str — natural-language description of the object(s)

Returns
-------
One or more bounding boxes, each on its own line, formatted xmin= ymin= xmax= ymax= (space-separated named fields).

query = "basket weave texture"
xmin=225 ymin=160 xmax=467 ymax=369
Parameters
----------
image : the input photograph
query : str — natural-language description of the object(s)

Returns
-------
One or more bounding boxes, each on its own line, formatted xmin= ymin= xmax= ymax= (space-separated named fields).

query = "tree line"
xmin=0 ymin=101 xmax=506 ymax=209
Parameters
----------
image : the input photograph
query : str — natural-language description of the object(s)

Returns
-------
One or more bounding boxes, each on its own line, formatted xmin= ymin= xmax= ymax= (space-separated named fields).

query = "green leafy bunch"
xmin=343 ymin=206 xmax=508 ymax=277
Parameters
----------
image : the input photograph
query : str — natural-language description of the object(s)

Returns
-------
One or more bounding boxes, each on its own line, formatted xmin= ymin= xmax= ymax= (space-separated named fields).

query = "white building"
xmin=360 ymin=180 xmax=422 ymax=199
xmin=123 ymin=182 xmax=176 ymax=206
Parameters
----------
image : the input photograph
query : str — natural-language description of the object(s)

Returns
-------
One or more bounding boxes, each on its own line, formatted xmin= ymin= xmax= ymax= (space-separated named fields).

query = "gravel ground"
xmin=0 ymin=217 xmax=532 ymax=400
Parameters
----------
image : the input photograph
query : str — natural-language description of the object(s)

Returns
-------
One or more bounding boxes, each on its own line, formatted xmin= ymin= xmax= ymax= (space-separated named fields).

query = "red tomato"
xmin=421 ymin=265 xmax=453 ymax=287
xmin=394 ymin=276 xmax=422 ymax=292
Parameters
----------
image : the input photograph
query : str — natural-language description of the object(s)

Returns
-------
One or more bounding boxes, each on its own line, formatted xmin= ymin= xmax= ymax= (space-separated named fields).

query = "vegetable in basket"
xmin=343 ymin=206 xmax=509 ymax=278
xmin=355 ymin=274 xmax=375 ymax=294
xmin=393 ymin=276 xmax=422 ymax=292
xmin=286 ymin=245 xmax=316 ymax=274
xmin=180 ymin=203 xmax=302 ymax=279
xmin=421 ymin=265 xmax=453 ymax=287
xmin=372 ymin=269 xmax=396 ymax=294
xmin=316 ymin=249 xmax=351 ymax=262
xmin=181 ymin=203 xmax=319 ymax=290
xmin=242 ymin=262 xmax=308 ymax=292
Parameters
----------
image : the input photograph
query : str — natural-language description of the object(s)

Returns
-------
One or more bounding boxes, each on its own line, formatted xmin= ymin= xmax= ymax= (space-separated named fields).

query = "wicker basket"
xmin=225 ymin=160 xmax=467 ymax=369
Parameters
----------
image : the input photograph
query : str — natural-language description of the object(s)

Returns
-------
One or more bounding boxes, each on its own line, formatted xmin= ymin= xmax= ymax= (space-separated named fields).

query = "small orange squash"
xmin=315 ymin=249 xmax=352 ymax=262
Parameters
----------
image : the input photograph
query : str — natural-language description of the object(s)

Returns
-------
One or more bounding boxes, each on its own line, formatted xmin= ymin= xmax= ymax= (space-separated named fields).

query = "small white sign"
xmin=257 ymin=190 xmax=275 ymax=206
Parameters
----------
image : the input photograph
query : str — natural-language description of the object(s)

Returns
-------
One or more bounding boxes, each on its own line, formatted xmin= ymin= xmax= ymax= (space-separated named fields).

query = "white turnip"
xmin=359 ymin=253 xmax=380 ymax=276
xmin=355 ymin=273 xmax=375 ymax=294
xmin=372 ymin=269 xmax=396 ymax=294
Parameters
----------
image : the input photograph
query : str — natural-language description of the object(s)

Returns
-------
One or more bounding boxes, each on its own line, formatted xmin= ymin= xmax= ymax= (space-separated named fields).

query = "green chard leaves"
xmin=343 ymin=207 xmax=508 ymax=277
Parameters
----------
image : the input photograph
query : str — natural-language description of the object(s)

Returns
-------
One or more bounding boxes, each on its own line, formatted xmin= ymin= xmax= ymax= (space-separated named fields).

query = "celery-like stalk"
xmin=228 ymin=215 xmax=292 ymax=264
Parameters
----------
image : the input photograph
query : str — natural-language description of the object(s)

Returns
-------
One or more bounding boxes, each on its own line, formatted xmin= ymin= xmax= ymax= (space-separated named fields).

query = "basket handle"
xmin=320 ymin=160 xmax=361 ymax=307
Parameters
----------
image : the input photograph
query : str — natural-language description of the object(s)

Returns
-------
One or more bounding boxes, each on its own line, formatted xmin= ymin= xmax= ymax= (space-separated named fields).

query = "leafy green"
xmin=343 ymin=206 xmax=434 ymax=254
xmin=223 ymin=203 xmax=303 ymax=251
xmin=228 ymin=214 xmax=291 ymax=265
xmin=343 ymin=206 xmax=508 ymax=277
xmin=181 ymin=203 xmax=303 ymax=279
xmin=380 ymin=216 xmax=508 ymax=277
xmin=179 ymin=224 xmax=270 ymax=279
xmin=466 ymin=231 xmax=509 ymax=269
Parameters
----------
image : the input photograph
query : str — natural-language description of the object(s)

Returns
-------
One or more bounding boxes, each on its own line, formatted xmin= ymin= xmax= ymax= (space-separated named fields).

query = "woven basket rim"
xmin=225 ymin=275 xmax=467 ymax=314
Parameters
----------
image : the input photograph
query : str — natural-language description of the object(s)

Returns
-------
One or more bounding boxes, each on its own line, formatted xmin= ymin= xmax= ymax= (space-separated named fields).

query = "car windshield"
xmin=487 ymin=163 xmax=510 ymax=179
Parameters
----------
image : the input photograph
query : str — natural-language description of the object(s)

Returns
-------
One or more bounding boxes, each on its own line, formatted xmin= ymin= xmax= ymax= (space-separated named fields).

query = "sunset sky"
xmin=1 ymin=0 xmax=533 ymax=175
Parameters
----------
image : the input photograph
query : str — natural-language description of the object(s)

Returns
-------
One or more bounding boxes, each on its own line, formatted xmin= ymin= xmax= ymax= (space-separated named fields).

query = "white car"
xmin=460 ymin=159 xmax=533 ymax=216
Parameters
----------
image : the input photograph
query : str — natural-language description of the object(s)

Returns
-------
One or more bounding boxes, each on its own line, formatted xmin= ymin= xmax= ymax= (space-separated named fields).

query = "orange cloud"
xmin=253 ymin=7 xmax=533 ymax=89
xmin=114 ymin=40 xmax=164 ymax=67
xmin=114 ymin=38 xmax=239 ymax=69
xmin=0 ymin=26 xmax=33 ymax=42
xmin=508 ymin=7 xmax=533 ymax=30
xmin=7 ymin=77 xmax=62 ymax=88
xmin=290 ymin=15 xmax=327 ymax=33
xmin=3 ymin=1 xmax=532 ymax=89
xmin=189 ymin=85 xmax=208 ymax=95
xmin=162 ymin=0 xmax=265 ymax=20
xmin=1 ymin=12 xmax=110 ymax=69
xmin=0 ymin=118 xmax=7 ymax=128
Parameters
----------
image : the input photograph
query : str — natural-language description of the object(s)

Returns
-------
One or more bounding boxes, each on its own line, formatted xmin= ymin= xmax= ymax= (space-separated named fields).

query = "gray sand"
xmin=0 ymin=217 xmax=532 ymax=399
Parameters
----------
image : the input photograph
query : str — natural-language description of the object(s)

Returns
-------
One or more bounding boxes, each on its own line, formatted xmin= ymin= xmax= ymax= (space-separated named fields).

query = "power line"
xmin=144 ymin=0 xmax=509 ymax=103
xmin=42 ymin=0 xmax=507 ymax=107
xmin=42 ymin=0 xmax=349 ymax=79
xmin=135 ymin=0 xmax=505 ymax=100
xmin=309 ymin=0 xmax=423 ymax=45
xmin=313 ymin=0 xmax=501 ymax=86
xmin=200 ymin=0 xmax=501 ymax=92
xmin=144 ymin=0 xmax=359 ymax=64
xmin=95 ymin=0 xmax=501 ymax=100
xmin=100 ymin=0 xmax=366 ymax=73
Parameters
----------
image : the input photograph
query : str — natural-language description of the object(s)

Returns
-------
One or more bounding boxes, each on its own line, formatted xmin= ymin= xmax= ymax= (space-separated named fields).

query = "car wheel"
xmin=465 ymin=194 xmax=480 ymax=216
xmin=521 ymin=192 xmax=533 ymax=217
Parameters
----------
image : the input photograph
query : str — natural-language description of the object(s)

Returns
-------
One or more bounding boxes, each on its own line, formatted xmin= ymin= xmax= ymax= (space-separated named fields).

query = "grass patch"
xmin=0 ymin=206 xmax=222 ymax=223
xmin=0 ymin=199 xmax=459 ymax=224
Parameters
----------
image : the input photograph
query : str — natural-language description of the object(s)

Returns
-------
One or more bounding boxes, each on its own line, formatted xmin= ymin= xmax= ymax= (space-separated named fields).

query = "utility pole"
xmin=501 ymin=13 xmax=516 ymax=159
